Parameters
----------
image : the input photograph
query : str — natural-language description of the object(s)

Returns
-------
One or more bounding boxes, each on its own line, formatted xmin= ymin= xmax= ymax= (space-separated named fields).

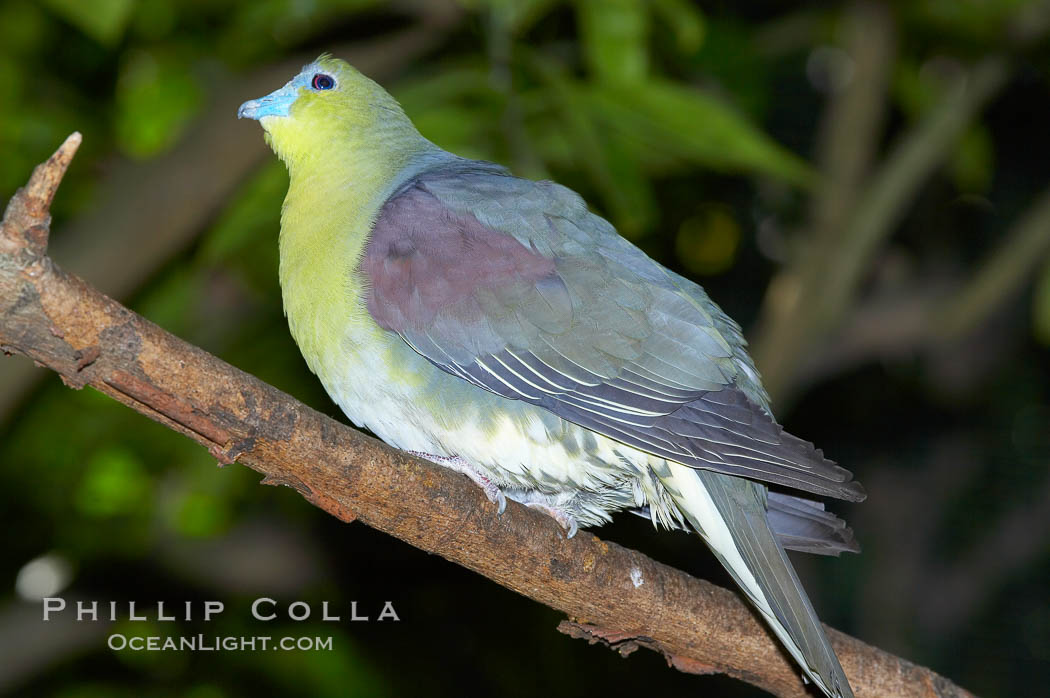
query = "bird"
xmin=238 ymin=55 xmax=865 ymax=697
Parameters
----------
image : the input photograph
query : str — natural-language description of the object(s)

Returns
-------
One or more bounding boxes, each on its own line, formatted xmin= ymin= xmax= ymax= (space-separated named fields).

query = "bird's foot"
xmin=524 ymin=502 xmax=579 ymax=539
xmin=408 ymin=451 xmax=507 ymax=515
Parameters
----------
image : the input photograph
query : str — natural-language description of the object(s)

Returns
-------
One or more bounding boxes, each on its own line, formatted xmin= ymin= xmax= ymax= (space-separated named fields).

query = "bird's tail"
xmin=657 ymin=461 xmax=854 ymax=698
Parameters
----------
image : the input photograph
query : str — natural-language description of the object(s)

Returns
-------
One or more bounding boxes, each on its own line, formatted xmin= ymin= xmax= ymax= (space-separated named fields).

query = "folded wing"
xmin=361 ymin=161 xmax=865 ymax=502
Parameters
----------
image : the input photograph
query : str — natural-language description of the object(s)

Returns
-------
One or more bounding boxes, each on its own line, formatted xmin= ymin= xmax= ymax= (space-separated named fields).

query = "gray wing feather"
xmin=362 ymin=162 xmax=865 ymax=501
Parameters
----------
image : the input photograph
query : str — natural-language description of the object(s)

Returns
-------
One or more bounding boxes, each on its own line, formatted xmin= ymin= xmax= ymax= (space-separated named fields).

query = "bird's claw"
xmin=408 ymin=451 xmax=578 ymax=535
xmin=409 ymin=451 xmax=506 ymax=515
xmin=485 ymin=482 xmax=507 ymax=515
xmin=525 ymin=502 xmax=579 ymax=539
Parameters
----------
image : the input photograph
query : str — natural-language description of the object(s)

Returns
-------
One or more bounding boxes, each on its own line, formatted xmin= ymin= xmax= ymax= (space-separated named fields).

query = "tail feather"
xmin=767 ymin=491 xmax=860 ymax=556
xmin=659 ymin=462 xmax=854 ymax=698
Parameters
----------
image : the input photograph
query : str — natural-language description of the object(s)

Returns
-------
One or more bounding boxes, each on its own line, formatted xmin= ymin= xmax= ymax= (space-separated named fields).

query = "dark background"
xmin=2 ymin=0 xmax=1049 ymax=696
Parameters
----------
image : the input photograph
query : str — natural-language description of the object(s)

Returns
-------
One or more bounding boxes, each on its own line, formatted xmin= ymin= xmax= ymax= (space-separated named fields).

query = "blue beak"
xmin=238 ymin=82 xmax=300 ymax=120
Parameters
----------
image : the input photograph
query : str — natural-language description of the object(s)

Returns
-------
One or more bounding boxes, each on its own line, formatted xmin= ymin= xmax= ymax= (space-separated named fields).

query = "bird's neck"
xmin=277 ymin=126 xmax=440 ymax=283
xmin=275 ymin=126 xmax=444 ymax=374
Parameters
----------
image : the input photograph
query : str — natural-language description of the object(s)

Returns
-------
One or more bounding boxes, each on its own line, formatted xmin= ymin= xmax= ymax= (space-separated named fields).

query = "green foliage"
xmin=74 ymin=447 xmax=152 ymax=518
xmin=169 ymin=490 xmax=233 ymax=538
xmin=906 ymin=0 xmax=1037 ymax=45
xmin=115 ymin=48 xmax=204 ymax=158
xmin=41 ymin=0 xmax=135 ymax=45
xmin=952 ymin=123 xmax=995 ymax=193
xmin=583 ymin=79 xmax=814 ymax=185
xmin=675 ymin=205 xmax=740 ymax=276
xmin=199 ymin=160 xmax=288 ymax=292
xmin=576 ymin=0 xmax=650 ymax=85
xmin=0 ymin=3 xmax=84 ymax=204
xmin=650 ymin=0 xmax=705 ymax=54
xmin=395 ymin=44 xmax=812 ymax=237
xmin=220 ymin=0 xmax=384 ymax=62
xmin=393 ymin=63 xmax=501 ymax=163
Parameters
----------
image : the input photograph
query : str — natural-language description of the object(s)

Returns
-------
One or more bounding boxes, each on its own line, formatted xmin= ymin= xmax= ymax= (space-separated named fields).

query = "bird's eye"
xmin=311 ymin=73 xmax=335 ymax=90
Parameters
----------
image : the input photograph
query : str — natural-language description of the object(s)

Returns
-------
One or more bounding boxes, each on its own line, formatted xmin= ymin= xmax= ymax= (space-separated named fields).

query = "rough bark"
xmin=0 ymin=135 xmax=975 ymax=698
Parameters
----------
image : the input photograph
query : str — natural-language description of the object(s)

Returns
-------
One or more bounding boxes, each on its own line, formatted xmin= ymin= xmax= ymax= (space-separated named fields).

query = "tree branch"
xmin=0 ymin=136 xmax=973 ymax=698
xmin=785 ymin=175 xmax=1050 ymax=389
xmin=932 ymin=182 xmax=1050 ymax=342
xmin=753 ymin=54 xmax=1009 ymax=404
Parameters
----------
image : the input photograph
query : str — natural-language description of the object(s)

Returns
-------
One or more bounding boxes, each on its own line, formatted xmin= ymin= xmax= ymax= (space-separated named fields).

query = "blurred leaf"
xmin=530 ymin=54 xmax=656 ymax=234
xmin=589 ymin=130 xmax=657 ymax=236
xmin=0 ymin=2 xmax=50 ymax=56
xmin=585 ymin=79 xmax=815 ymax=186
xmin=0 ymin=55 xmax=21 ymax=113
xmin=689 ymin=19 xmax=769 ymax=117
xmin=413 ymin=104 xmax=500 ymax=161
xmin=394 ymin=64 xmax=495 ymax=107
xmin=221 ymin=0 xmax=382 ymax=62
xmin=136 ymin=266 xmax=201 ymax=336
xmin=75 ymin=448 xmax=151 ymax=518
xmin=675 ymin=206 xmax=740 ymax=275
xmin=521 ymin=97 xmax=575 ymax=164
xmin=200 ymin=162 xmax=288 ymax=268
xmin=470 ymin=0 xmax=561 ymax=35
xmin=892 ymin=64 xmax=941 ymax=134
xmin=394 ymin=64 xmax=502 ymax=160
xmin=651 ymin=0 xmax=705 ymax=53
xmin=171 ymin=491 xmax=231 ymax=538
xmin=115 ymin=49 xmax=204 ymax=158
xmin=576 ymin=0 xmax=649 ymax=84
xmin=952 ymin=124 xmax=995 ymax=193
xmin=41 ymin=0 xmax=134 ymax=45
xmin=893 ymin=58 xmax=936 ymax=114
xmin=907 ymin=0 xmax=1035 ymax=44
xmin=523 ymin=51 xmax=810 ymax=230
xmin=132 ymin=0 xmax=178 ymax=41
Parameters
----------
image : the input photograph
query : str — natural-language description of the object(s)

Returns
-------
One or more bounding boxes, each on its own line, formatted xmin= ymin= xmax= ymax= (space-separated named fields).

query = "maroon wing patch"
xmin=362 ymin=181 xmax=556 ymax=334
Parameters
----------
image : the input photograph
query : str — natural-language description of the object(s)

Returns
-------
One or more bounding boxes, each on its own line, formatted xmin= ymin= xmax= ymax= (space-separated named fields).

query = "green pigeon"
xmin=239 ymin=55 xmax=865 ymax=697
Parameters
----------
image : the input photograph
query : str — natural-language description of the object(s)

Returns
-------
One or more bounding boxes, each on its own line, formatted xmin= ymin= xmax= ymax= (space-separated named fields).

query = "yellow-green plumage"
xmin=239 ymin=55 xmax=862 ymax=697
xmin=263 ymin=64 xmax=419 ymax=380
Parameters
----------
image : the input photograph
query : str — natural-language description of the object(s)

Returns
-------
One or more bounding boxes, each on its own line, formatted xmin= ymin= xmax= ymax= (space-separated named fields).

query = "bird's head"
xmin=238 ymin=55 xmax=423 ymax=172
